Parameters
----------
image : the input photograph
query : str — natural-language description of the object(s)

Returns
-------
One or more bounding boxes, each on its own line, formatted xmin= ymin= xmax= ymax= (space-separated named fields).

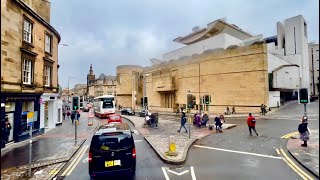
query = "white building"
xmin=156 ymin=15 xmax=310 ymax=108
xmin=40 ymin=93 xmax=63 ymax=131
xmin=308 ymin=43 xmax=319 ymax=96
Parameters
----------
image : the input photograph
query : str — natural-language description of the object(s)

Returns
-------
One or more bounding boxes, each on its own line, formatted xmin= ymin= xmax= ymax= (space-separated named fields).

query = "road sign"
xmin=28 ymin=122 xmax=33 ymax=126
xmin=27 ymin=112 xmax=34 ymax=123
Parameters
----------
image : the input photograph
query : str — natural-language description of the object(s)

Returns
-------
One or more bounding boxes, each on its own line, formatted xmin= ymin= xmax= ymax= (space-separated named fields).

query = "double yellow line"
xmin=61 ymin=145 xmax=89 ymax=176
xmin=276 ymin=148 xmax=314 ymax=180
xmin=281 ymin=131 xmax=299 ymax=139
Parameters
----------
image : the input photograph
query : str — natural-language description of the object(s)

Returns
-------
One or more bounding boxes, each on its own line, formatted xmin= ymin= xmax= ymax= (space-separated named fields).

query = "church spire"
xmin=89 ymin=64 xmax=94 ymax=75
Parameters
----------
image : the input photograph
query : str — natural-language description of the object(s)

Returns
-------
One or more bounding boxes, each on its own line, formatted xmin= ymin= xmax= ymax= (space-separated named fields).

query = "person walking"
xmin=4 ymin=116 xmax=12 ymax=142
xmin=62 ymin=108 xmax=66 ymax=120
xmin=67 ymin=110 xmax=71 ymax=120
xmin=76 ymin=110 xmax=81 ymax=121
xmin=298 ymin=116 xmax=309 ymax=147
xmin=71 ymin=111 xmax=76 ymax=124
xmin=232 ymin=106 xmax=236 ymax=114
xmin=201 ymin=112 xmax=209 ymax=126
xmin=215 ymin=114 xmax=222 ymax=133
xmin=247 ymin=113 xmax=258 ymax=136
xmin=177 ymin=112 xmax=188 ymax=133
xmin=226 ymin=106 xmax=230 ymax=115
xmin=195 ymin=112 xmax=201 ymax=128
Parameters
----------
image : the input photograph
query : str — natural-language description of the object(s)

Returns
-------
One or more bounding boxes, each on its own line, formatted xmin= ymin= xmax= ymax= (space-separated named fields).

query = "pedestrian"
xmin=226 ymin=106 xmax=230 ymax=115
xmin=220 ymin=114 xmax=225 ymax=124
xmin=71 ymin=111 xmax=76 ymax=124
xmin=260 ymin=104 xmax=266 ymax=116
xmin=215 ymin=114 xmax=222 ymax=133
xmin=4 ymin=116 xmax=12 ymax=142
xmin=298 ymin=116 xmax=309 ymax=147
xmin=263 ymin=104 xmax=267 ymax=115
xmin=247 ymin=113 xmax=258 ymax=136
xmin=76 ymin=110 xmax=81 ymax=121
xmin=201 ymin=112 xmax=209 ymax=126
xmin=67 ymin=110 xmax=71 ymax=120
xmin=178 ymin=112 xmax=188 ymax=133
xmin=62 ymin=108 xmax=66 ymax=120
xmin=232 ymin=106 xmax=236 ymax=114
xmin=176 ymin=108 xmax=180 ymax=115
xmin=195 ymin=112 xmax=201 ymax=128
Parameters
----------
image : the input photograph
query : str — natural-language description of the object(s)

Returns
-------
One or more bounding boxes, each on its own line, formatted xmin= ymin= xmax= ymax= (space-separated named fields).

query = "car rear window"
xmin=109 ymin=116 xmax=120 ymax=120
xmin=91 ymin=132 xmax=132 ymax=151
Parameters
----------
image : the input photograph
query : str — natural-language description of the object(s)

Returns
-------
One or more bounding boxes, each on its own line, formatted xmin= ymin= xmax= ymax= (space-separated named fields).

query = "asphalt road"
xmin=55 ymin=101 xmax=318 ymax=180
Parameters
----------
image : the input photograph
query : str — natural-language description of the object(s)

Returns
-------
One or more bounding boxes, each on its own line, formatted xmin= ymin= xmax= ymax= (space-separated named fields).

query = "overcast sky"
xmin=50 ymin=0 xmax=319 ymax=89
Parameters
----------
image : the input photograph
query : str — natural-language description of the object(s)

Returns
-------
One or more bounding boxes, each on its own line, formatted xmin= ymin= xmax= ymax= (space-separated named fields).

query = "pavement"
xmin=287 ymin=129 xmax=319 ymax=178
xmin=1 ymin=112 xmax=100 ymax=180
xmin=121 ymin=114 xmax=237 ymax=164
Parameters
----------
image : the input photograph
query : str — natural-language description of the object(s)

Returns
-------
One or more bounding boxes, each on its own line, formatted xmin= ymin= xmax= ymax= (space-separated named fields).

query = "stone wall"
xmin=144 ymin=44 xmax=269 ymax=114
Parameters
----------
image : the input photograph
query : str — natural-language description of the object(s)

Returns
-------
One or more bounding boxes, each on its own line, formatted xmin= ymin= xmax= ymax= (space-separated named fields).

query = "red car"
xmin=107 ymin=114 xmax=122 ymax=124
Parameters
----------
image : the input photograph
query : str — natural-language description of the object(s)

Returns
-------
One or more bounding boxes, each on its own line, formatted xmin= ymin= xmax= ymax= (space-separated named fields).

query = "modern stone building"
xmin=85 ymin=65 xmax=117 ymax=100
xmin=116 ymin=65 xmax=144 ymax=110
xmin=117 ymin=15 xmax=311 ymax=114
xmin=1 ymin=0 xmax=62 ymax=143
xmin=308 ymin=43 xmax=319 ymax=96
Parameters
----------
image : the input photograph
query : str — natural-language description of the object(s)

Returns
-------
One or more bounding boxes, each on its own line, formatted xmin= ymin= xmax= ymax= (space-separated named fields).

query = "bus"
xmin=93 ymin=95 xmax=116 ymax=118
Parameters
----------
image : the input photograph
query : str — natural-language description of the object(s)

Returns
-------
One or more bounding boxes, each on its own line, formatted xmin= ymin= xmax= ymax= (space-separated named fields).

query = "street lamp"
xmin=143 ymin=74 xmax=149 ymax=110
xmin=68 ymin=76 xmax=76 ymax=107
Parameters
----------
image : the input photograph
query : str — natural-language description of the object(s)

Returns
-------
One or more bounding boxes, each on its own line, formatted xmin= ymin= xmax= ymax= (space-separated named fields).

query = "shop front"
xmin=40 ymin=93 xmax=62 ymax=132
xmin=1 ymin=93 xmax=43 ymax=144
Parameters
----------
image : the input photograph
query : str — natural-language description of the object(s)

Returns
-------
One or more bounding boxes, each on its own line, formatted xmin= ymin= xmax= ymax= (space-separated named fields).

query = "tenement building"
xmin=308 ymin=43 xmax=319 ymax=96
xmin=1 ymin=0 xmax=62 ymax=144
xmin=117 ymin=15 xmax=311 ymax=114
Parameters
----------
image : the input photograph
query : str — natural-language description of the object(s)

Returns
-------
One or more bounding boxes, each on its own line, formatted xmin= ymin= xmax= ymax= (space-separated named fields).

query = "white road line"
xmin=162 ymin=167 xmax=170 ymax=180
xmin=190 ymin=166 xmax=197 ymax=180
xmin=194 ymin=145 xmax=282 ymax=160
xmin=134 ymin=140 xmax=143 ymax=143
xmin=167 ymin=169 xmax=189 ymax=176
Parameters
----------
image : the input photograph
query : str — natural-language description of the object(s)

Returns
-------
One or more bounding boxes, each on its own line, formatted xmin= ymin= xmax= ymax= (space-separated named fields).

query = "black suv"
xmin=89 ymin=123 xmax=136 ymax=179
xmin=121 ymin=108 xmax=135 ymax=115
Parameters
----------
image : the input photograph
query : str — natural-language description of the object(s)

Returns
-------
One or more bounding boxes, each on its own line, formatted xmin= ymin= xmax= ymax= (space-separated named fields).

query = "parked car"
xmin=107 ymin=114 xmax=122 ymax=124
xmin=121 ymin=108 xmax=135 ymax=115
xmin=89 ymin=123 xmax=136 ymax=179
xmin=138 ymin=110 xmax=148 ymax=117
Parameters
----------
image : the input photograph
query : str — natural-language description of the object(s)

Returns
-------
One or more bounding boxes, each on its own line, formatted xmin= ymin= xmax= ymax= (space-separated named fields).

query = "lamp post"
xmin=68 ymin=76 xmax=76 ymax=108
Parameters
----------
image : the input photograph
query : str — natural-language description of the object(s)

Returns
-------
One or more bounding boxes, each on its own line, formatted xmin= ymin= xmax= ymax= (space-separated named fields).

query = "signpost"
xmin=88 ymin=111 xmax=94 ymax=126
xmin=27 ymin=112 xmax=34 ymax=177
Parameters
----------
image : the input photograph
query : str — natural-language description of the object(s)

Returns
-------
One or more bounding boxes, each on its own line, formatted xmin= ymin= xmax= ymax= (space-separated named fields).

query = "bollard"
xmin=169 ymin=136 xmax=176 ymax=153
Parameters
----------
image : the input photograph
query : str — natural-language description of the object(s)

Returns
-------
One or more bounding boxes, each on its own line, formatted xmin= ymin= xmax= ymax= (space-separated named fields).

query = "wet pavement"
xmin=1 ymin=112 xmax=100 ymax=179
xmin=287 ymin=129 xmax=319 ymax=178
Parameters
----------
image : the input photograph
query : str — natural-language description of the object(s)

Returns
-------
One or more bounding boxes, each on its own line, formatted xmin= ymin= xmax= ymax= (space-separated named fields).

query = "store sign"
xmin=1 ymin=103 xmax=5 ymax=107
xmin=6 ymin=97 xmax=37 ymax=101
xmin=27 ymin=112 xmax=34 ymax=123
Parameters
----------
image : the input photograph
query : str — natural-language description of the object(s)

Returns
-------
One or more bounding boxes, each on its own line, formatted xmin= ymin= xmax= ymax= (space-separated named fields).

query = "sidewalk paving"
xmin=1 ymin=112 xmax=100 ymax=180
xmin=122 ymin=114 xmax=236 ymax=164
xmin=287 ymin=129 xmax=319 ymax=178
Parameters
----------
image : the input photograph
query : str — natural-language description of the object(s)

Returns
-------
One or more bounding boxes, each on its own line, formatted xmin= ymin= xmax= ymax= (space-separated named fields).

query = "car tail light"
xmin=132 ymin=148 xmax=136 ymax=158
xmin=89 ymin=152 xmax=92 ymax=163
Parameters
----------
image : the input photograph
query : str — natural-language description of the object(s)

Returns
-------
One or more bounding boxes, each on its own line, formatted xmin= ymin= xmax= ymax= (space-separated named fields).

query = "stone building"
xmin=85 ymin=65 xmax=117 ymax=100
xmin=116 ymin=65 xmax=144 ymax=110
xmin=1 ymin=0 xmax=61 ymax=144
xmin=117 ymin=15 xmax=311 ymax=114
xmin=308 ymin=43 xmax=319 ymax=96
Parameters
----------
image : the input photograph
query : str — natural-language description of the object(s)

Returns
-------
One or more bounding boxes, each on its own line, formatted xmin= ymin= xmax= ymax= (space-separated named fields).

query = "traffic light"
xmin=204 ymin=95 xmax=211 ymax=104
xmin=187 ymin=94 xmax=196 ymax=109
xmin=72 ymin=96 xmax=80 ymax=110
xmin=299 ymin=88 xmax=309 ymax=104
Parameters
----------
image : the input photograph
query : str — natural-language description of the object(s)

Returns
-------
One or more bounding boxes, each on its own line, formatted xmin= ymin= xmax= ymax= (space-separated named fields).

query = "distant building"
xmin=1 ymin=0 xmax=62 ymax=144
xmin=308 ymin=43 xmax=319 ymax=96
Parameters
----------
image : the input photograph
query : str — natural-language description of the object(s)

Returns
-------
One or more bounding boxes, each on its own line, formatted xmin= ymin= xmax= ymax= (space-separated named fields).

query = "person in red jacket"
xmin=247 ymin=113 xmax=259 ymax=136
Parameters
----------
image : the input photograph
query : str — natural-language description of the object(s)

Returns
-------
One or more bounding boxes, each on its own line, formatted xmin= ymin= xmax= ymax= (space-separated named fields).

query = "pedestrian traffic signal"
xmin=204 ymin=95 xmax=211 ymax=104
xmin=72 ymin=96 xmax=80 ymax=110
xmin=299 ymin=88 xmax=309 ymax=104
xmin=187 ymin=94 xmax=196 ymax=109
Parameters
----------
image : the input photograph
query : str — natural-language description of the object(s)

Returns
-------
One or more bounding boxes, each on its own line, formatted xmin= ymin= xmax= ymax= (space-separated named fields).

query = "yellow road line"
xmin=275 ymin=148 xmax=280 ymax=155
xmin=61 ymin=145 xmax=88 ymax=176
xmin=66 ymin=145 xmax=89 ymax=176
xmin=280 ymin=148 xmax=313 ymax=180
xmin=281 ymin=156 xmax=308 ymax=180
xmin=281 ymin=132 xmax=299 ymax=139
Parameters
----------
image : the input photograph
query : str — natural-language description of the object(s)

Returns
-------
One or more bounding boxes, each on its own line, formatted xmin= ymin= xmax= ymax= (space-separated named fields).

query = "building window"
xmin=44 ymin=66 xmax=51 ymax=86
xmin=45 ymin=33 xmax=52 ymax=53
xmin=22 ymin=59 xmax=32 ymax=84
xmin=23 ymin=19 xmax=33 ymax=43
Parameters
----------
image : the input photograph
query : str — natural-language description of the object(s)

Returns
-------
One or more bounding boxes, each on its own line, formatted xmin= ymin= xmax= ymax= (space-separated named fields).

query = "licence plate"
xmin=105 ymin=160 xmax=121 ymax=167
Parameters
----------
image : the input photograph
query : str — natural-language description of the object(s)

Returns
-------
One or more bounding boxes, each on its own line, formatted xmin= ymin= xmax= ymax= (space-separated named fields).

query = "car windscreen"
xmin=102 ymin=98 xmax=114 ymax=109
xmin=91 ymin=132 xmax=132 ymax=151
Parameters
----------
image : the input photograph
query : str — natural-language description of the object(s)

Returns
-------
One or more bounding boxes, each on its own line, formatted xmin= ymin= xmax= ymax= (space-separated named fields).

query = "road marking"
xmin=161 ymin=167 xmax=170 ymax=180
xmin=190 ymin=166 xmax=197 ymax=180
xmin=194 ymin=145 xmax=282 ymax=160
xmin=280 ymin=148 xmax=313 ymax=180
xmin=61 ymin=145 xmax=88 ymax=176
xmin=275 ymin=148 xmax=280 ymax=155
xmin=133 ymin=129 xmax=139 ymax=135
xmin=67 ymin=145 xmax=89 ymax=176
xmin=134 ymin=140 xmax=143 ymax=143
xmin=281 ymin=132 xmax=299 ymax=139
xmin=167 ymin=169 xmax=189 ymax=176
xmin=49 ymin=169 xmax=58 ymax=175
xmin=82 ymin=157 xmax=88 ymax=163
